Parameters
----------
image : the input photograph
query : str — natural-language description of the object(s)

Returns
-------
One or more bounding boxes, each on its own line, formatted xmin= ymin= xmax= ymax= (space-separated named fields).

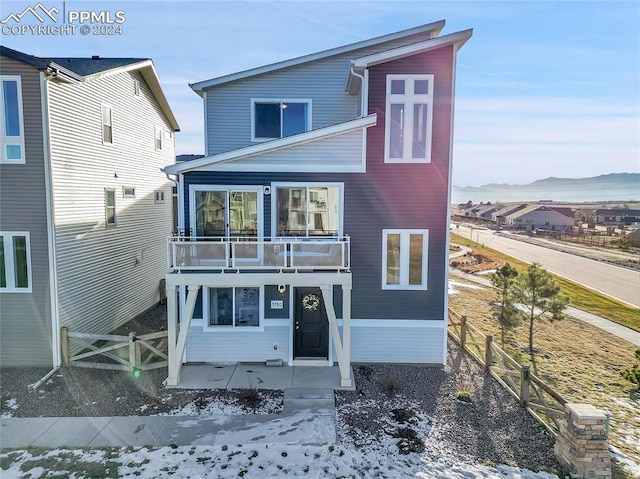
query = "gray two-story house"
xmin=163 ymin=21 xmax=472 ymax=387
xmin=0 ymin=47 xmax=179 ymax=367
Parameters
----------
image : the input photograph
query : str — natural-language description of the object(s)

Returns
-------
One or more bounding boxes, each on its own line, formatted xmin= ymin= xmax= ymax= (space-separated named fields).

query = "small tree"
xmin=489 ymin=263 xmax=520 ymax=346
xmin=621 ymin=349 xmax=640 ymax=392
xmin=513 ymin=263 xmax=569 ymax=355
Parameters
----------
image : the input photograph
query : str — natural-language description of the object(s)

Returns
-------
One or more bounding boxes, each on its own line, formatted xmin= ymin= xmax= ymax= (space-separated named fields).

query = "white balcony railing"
xmin=168 ymin=236 xmax=350 ymax=273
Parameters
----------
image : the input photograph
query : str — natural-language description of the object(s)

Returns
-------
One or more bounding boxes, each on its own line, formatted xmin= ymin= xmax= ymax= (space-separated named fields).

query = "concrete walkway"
xmin=0 ymin=388 xmax=336 ymax=449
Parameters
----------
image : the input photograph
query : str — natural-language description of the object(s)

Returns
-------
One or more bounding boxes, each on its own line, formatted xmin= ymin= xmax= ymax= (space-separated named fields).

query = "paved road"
xmin=453 ymin=225 xmax=640 ymax=309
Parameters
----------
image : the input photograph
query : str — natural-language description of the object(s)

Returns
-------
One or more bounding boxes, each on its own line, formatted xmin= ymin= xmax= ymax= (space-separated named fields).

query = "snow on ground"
xmin=2 ymin=398 xmax=18 ymax=418
xmin=449 ymin=280 xmax=484 ymax=295
xmin=153 ymin=394 xmax=282 ymax=416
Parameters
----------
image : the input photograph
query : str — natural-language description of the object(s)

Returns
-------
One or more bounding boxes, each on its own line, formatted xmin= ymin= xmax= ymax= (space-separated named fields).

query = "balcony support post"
xmin=166 ymin=284 xmax=200 ymax=386
xmin=320 ymin=284 xmax=351 ymax=388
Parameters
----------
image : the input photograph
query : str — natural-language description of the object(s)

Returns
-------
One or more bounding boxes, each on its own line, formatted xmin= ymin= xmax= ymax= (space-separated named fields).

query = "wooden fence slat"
xmin=68 ymin=332 xmax=130 ymax=342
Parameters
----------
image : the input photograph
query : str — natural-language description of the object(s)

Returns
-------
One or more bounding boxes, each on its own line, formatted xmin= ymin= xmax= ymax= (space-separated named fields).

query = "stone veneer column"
xmin=554 ymin=403 xmax=611 ymax=479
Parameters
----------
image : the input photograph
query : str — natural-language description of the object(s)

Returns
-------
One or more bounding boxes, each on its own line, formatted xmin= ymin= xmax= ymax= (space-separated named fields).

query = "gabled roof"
xmin=0 ymin=46 xmax=179 ymax=131
xmin=164 ymin=114 xmax=377 ymax=175
xmin=189 ymin=20 xmax=446 ymax=95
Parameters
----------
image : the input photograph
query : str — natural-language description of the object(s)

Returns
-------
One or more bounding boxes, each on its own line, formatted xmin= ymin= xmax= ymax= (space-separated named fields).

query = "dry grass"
xmin=448 ymin=276 xmax=640 ymax=470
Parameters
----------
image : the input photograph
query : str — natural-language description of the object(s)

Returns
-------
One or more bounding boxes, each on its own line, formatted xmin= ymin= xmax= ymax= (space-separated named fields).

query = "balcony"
xmin=168 ymin=236 xmax=350 ymax=273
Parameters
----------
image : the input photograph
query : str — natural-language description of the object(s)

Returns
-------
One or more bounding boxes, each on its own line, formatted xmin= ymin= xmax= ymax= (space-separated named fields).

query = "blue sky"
xmin=1 ymin=0 xmax=638 ymax=186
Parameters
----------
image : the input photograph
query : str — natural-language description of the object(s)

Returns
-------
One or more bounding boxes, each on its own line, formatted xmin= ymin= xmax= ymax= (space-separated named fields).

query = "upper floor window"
xmin=134 ymin=79 xmax=140 ymax=97
xmin=0 ymin=76 xmax=25 ymax=164
xmin=101 ymin=104 xmax=113 ymax=144
xmin=154 ymin=126 xmax=163 ymax=150
xmin=251 ymin=99 xmax=311 ymax=141
xmin=273 ymin=183 xmax=342 ymax=237
xmin=0 ymin=232 xmax=32 ymax=292
xmin=382 ymin=229 xmax=428 ymax=290
xmin=384 ymin=75 xmax=434 ymax=163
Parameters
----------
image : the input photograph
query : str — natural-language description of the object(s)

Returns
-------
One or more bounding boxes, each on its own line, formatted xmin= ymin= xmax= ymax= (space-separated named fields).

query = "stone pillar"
xmin=554 ymin=403 xmax=611 ymax=479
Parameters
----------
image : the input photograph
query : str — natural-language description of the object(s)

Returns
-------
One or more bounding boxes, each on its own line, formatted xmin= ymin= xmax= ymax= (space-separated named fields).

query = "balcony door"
xmin=191 ymin=186 xmax=261 ymax=239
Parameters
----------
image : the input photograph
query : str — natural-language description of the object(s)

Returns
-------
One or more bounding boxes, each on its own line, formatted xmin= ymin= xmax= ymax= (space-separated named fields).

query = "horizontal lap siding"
xmin=205 ymin=34 xmax=437 ymax=155
xmin=0 ymin=57 xmax=53 ymax=366
xmin=48 ymin=69 xmax=174 ymax=335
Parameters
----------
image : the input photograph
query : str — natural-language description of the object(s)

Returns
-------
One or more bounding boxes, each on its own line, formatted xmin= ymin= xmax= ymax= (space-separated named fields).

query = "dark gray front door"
xmin=294 ymin=287 xmax=329 ymax=359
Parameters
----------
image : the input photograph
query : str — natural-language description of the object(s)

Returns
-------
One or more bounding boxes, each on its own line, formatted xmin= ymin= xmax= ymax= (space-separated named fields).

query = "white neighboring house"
xmin=505 ymin=205 xmax=574 ymax=230
xmin=0 ymin=47 xmax=179 ymax=367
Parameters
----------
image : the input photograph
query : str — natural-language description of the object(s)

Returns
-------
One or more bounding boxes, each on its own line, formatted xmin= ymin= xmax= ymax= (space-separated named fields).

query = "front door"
xmin=294 ymin=287 xmax=329 ymax=359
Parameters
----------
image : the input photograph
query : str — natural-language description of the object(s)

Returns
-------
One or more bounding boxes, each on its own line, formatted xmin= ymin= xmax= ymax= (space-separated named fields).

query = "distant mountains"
xmin=452 ymin=173 xmax=639 ymax=204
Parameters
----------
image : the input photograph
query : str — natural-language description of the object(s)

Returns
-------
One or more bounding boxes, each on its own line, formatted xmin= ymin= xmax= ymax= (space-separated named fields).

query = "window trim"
xmin=203 ymin=285 xmax=264 ymax=331
xmin=154 ymin=126 xmax=163 ymax=150
xmin=384 ymin=74 xmax=434 ymax=163
xmin=134 ymin=79 xmax=140 ymax=97
xmin=0 ymin=232 xmax=32 ymax=293
xmin=105 ymin=188 xmax=117 ymax=227
xmin=251 ymin=98 xmax=312 ymax=142
xmin=101 ymin=103 xmax=113 ymax=145
xmin=270 ymin=182 xmax=344 ymax=239
xmin=381 ymin=229 xmax=428 ymax=290
xmin=0 ymin=76 xmax=26 ymax=164
xmin=154 ymin=190 xmax=166 ymax=203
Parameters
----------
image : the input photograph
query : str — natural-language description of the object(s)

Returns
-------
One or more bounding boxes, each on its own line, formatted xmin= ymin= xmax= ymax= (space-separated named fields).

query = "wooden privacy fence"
xmin=447 ymin=309 xmax=567 ymax=437
xmin=60 ymin=327 xmax=168 ymax=372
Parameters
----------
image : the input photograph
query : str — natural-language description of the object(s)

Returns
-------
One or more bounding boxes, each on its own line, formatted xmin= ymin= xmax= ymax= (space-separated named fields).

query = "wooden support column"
xmin=341 ymin=284 xmax=352 ymax=388
xmin=320 ymin=285 xmax=351 ymax=387
xmin=166 ymin=283 xmax=180 ymax=386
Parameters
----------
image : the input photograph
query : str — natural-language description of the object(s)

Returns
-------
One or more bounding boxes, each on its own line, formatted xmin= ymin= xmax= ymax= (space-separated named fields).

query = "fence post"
xmin=460 ymin=316 xmax=467 ymax=348
xmin=128 ymin=332 xmax=136 ymax=372
xmin=60 ymin=326 xmax=69 ymax=368
xmin=520 ymin=365 xmax=530 ymax=407
xmin=485 ymin=335 xmax=493 ymax=370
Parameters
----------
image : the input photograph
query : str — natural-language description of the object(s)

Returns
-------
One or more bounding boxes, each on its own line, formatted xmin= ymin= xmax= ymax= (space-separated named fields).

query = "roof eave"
xmin=189 ymin=20 xmax=446 ymax=94
xmin=164 ymin=114 xmax=377 ymax=175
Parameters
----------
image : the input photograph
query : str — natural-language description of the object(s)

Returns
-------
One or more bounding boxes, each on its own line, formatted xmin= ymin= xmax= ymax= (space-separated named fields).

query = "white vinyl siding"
xmin=382 ymin=229 xmax=428 ymax=290
xmin=384 ymin=74 xmax=434 ymax=163
xmin=0 ymin=232 xmax=32 ymax=292
xmin=0 ymin=76 xmax=26 ymax=163
xmin=47 ymin=69 xmax=175 ymax=336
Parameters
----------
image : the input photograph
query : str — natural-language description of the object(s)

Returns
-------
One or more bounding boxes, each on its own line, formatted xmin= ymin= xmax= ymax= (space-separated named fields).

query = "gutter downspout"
xmin=164 ymin=171 xmax=184 ymax=232
xmin=349 ymin=65 xmax=366 ymax=117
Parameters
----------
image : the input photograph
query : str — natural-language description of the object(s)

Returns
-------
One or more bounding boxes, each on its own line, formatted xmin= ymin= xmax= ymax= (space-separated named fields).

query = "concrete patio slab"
xmin=176 ymin=364 xmax=237 ymax=389
xmin=31 ymin=417 xmax=112 ymax=448
xmin=226 ymin=365 xmax=295 ymax=390
xmin=0 ymin=417 xmax=59 ymax=449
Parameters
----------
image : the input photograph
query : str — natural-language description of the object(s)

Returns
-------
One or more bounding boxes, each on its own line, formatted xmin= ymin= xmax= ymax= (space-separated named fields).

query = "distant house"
xmin=0 ymin=47 xmax=179 ymax=367
xmin=492 ymin=204 xmax=528 ymax=224
xmin=594 ymin=209 xmax=640 ymax=226
xmin=162 ymin=21 xmax=472 ymax=387
xmin=505 ymin=205 xmax=574 ymax=230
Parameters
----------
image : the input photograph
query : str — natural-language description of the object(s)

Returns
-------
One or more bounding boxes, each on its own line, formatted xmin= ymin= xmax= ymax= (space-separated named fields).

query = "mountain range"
xmin=452 ymin=173 xmax=639 ymax=204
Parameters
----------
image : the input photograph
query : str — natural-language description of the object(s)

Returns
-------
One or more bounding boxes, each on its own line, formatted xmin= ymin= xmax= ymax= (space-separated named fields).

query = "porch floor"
xmin=171 ymin=364 xmax=355 ymax=391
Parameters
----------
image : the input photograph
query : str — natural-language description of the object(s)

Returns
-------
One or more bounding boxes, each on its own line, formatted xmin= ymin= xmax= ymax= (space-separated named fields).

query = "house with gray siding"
xmin=0 ymin=47 xmax=179 ymax=367
xmin=163 ymin=21 xmax=472 ymax=387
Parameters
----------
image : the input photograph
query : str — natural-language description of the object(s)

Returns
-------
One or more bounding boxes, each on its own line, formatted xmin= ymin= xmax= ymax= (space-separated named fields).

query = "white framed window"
xmin=133 ymin=79 xmax=140 ymax=97
xmin=0 ymin=76 xmax=26 ymax=164
xmin=154 ymin=190 xmax=165 ymax=203
xmin=154 ymin=126 xmax=163 ymax=150
xmin=204 ymin=286 xmax=262 ymax=330
xmin=251 ymin=99 xmax=311 ymax=141
xmin=272 ymin=183 xmax=343 ymax=238
xmin=382 ymin=229 xmax=428 ymax=290
xmin=105 ymin=188 xmax=116 ymax=227
xmin=384 ymin=74 xmax=434 ymax=163
xmin=123 ymin=186 xmax=136 ymax=198
xmin=0 ymin=232 xmax=32 ymax=292
xmin=101 ymin=103 xmax=113 ymax=144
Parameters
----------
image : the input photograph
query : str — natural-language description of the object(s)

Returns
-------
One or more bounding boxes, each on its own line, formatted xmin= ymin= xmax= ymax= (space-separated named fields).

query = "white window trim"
xmin=122 ymin=186 xmax=136 ymax=198
xmin=382 ymin=229 xmax=428 ymax=290
xmin=134 ymin=79 xmax=140 ymax=97
xmin=0 ymin=76 xmax=26 ymax=164
xmin=105 ymin=187 xmax=117 ymax=227
xmin=154 ymin=126 xmax=163 ymax=151
xmin=101 ymin=103 xmax=113 ymax=145
xmin=251 ymin=98 xmax=312 ymax=142
xmin=384 ymin=74 xmax=434 ymax=163
xmin=203 ymin=285 xmax=265 ymax=332
xmin=154 ymin=190 xmax=166 ymax=203
xmin=270 ymin=182 xmax=344 ymax=239
xmin=0 ymin=232 xmax=32 ymax=293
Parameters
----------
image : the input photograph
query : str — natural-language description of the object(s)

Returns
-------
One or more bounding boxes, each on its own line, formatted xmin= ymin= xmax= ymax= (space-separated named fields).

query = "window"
xmin=122 ymin=186 xmax=135 ymax=198
xmin=0 ymin=76 xmax=25 ymax=163
xmin=105 ymin=188 xmax=116 ymax=227
xmin=154 ymin=126 xmax=162 ymax=150
xmin=102 ymin=104 xmax=113 ymax=144
xmin=0 ymin=232 xmax=31 ymax=292
xmin=154 ymin=190 xmax=165 ymax=203
xmin=134 ymin=79 xmax=140 ymax=97
xmin=252 ymin=99 xmax=311 ymax=141
xmin=207 ymin=287 xmax=260 ymax=328
xmin=384 ymin=75 xmax=434 ymax=163
xmin=382 ymin=229 xmax=428 ymax=290
xmin=274 ymin=184 xmax=342 ymax=237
